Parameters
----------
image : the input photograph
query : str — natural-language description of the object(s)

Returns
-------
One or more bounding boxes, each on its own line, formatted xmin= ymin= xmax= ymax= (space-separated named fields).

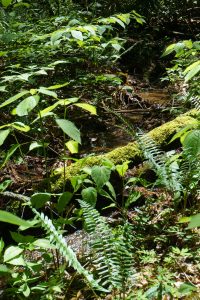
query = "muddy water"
xmin=138 ymin=89 xmax=171 ymax=105
xmin=80 ymin=89 xmax=171 ymax=155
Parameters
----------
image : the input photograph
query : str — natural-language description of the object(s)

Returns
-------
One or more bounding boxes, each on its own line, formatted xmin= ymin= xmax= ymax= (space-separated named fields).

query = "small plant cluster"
xmin=162 ymin=40 xmax=200 ymax=109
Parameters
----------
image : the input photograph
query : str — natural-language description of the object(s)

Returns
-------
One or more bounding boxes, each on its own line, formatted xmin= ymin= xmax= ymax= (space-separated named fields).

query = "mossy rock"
xmin=51 ymin=109 xmax=199 ymax=191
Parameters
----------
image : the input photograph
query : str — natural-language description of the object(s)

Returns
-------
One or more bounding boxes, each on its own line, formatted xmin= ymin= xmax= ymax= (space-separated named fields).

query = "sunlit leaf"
xmin=33 ymin=239 xmax=56 ymax=249
xmin=0 ymin=86 xmax=7 ymax=92
xmin=4 ymin=246 xmax=23 ymax=262
xmin=12 ymin=122 xmax=30 ymax=132
xmin=162 ymin=44 xmax=176 ymax=57
xmin=182 ymin=130 xmax=200 ymax=156
xmin=0 ymin=90 xmax=29 ymax=108
xmin=0 ymin=129 xmax=10 ymax=146
xmin=65 ymin=140 xmax=79 ymax=153
xmin=29 ymin=141 xmax=48 ymax=151
xmin=184 ymin=60 xmax=200 ymax=82
xmin=188 ymin=213 xmax=200 ymax=229
xmin=71 ymin=30 xmax=83 ymax=41
xmin=13 ymin=95 xmax=40 ymax=116
xmin=74 ymin=103 xmax=97 ymax=115
xmin=1 ymin=0 xmax=13 ymax=8
xmin=6 ymin=256 xmax=26 ymax=266
xmin=116 ymin=161 xmax=130 ymax=177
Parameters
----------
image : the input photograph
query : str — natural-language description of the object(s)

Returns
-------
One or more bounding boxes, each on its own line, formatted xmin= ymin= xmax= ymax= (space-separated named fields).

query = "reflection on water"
xmin=138 ymin=90 xmax=171 ymax=105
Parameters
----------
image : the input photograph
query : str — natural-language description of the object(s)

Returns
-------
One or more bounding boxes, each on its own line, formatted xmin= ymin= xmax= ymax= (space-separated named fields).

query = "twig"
xmin=0 ymin=191 xmax=30 ymax=202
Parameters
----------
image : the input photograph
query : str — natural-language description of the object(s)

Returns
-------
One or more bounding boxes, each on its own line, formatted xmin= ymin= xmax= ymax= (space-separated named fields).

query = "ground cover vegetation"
xmin=0 ymin=0 xmax=199 ymax=299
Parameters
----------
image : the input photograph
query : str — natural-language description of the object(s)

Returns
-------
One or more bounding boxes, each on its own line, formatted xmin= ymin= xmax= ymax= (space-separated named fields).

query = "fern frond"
xmin=78 ymin=200 xmax=134 ymax=291
xmin=137 ymin=132 xmax=182 ymax=192
xmin=31 ymin=207 xmax=108 ymax=293
xmin=191 ymin=96 xmax=200 ymax=111
xmin=180 ymin=150 xmax=200 ymax=193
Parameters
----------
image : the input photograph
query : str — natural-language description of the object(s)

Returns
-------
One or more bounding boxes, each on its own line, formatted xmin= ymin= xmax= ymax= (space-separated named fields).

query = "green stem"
xmin=13 ymin=131 xmax=24 ymax=159
xmin=63 ymin=103 xmax=68 ymax=192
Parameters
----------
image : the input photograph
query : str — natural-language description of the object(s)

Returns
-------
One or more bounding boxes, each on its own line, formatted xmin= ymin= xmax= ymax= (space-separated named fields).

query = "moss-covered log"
xmin=52 ymin=109 xmax=199 ymax=190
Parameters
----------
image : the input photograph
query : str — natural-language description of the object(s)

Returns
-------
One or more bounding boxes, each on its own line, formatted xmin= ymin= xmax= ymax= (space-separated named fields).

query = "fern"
xmin=137 ymin=132 xmax=182 ymax=192
xmin=31 ymin=207 xmax=108 ymax=293
xmin=78 ymin=200 xmax=134 ymax=292
xmin=191 ymin=96 xmax=200 ymax=111
xmin=180 ymin=130 xmax=200 ymax=196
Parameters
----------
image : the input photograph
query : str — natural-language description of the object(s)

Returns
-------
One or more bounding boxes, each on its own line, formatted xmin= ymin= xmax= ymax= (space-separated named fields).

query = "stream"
xmin=79 ymin=88 xmax=172 ymax=155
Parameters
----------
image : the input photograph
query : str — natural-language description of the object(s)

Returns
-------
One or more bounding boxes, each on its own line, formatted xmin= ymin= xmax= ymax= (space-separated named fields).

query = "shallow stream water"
xmin=80 ymin=89 xmax=171 ymax=155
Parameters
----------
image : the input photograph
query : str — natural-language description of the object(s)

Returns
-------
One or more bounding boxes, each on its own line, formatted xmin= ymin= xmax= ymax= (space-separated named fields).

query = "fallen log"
xmin=52 ymin=109 xmax=199 ymax=191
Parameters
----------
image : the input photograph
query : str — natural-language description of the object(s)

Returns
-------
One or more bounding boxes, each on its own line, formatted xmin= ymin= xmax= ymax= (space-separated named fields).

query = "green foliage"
xmin=163 ymin=40 xmax=200 ymax=108
xmin=138 ymin=133 xmax=182 ymax=193
xmin=79 ymin=199 xmax=134 ymax=294
xmin=0 ymin=1 xmax=200 ymax=299
xmin=32 ymin=207 xmax=108 ymax=293
xmin=0 ymin=210 xmax=30 ymax=227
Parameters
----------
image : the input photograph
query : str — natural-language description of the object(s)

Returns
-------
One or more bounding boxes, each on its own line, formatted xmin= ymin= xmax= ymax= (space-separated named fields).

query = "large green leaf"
xmin=183 ymin=60 xmax=200 ymax=82
xmin=1 ymin=0 xmax=13 ymax=8
xmin=56 ymin=192 xmax=73 ymax=213
xmin=46 ymin=82 xmax=69 ymax=90
xmin=81 ymin=187 xmax=97 ymax=207
xmin=0 ymin=210 xmax=30 ymax=227
xmin=56 ymin=119 xmax=81 ymax=144
xmin=182 ymin=130 xmax=200 ymax=156
xmin=4 ymin=246 xmax=23 ymax=262
xmin=0 ymin=90 xmax=29 ymax=108
xmin=6 ymin=256 xmax=26 ymax=266
xmin=91 ymin=166 xmax=111 ymax=189
xmin=13 ymin=95 xmax=40 ymax=116
xmin=0 ymin=129 xmax=10 ymax=146
xmin=71 ymin=30 xmax=83 ymax=41
xmin=31 ymin=193 xmax=51 ymax=209
xmin=33 ymin=239 xmax=56 ymax=249
xmin=74 ymin=103 xmax=97 ymax=115
xmin=188 ymin=213 xmax=200 ymax=229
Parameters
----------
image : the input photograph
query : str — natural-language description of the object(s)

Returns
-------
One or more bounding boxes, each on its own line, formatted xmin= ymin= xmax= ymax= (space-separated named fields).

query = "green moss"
xmin=52 ymin=110 xmax=199 ymax=191
xmin=149 ymin=114 xmax=198 ymax=144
